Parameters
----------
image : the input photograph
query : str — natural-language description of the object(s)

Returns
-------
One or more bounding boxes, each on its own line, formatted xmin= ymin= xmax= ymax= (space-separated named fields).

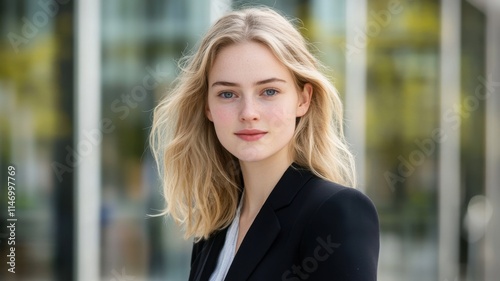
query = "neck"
xmin=239 ymin=153 xmax=293 ymax=218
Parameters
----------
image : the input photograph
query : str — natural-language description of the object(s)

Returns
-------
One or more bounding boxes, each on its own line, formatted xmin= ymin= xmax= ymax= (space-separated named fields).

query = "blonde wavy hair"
xmin=150 ymin=7 xmax=356 ymax=241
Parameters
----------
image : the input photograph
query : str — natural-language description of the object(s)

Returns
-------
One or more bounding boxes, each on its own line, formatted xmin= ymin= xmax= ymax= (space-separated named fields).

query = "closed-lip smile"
xmin=235 ymin=129 xmax=267 ymax=141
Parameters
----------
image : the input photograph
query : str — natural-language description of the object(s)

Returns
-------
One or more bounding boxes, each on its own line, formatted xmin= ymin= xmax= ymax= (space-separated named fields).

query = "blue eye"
xmin=263 ymin=89 xmax=277 ymax=96
xmin=219 ymin=92 xmax=234 ymax=99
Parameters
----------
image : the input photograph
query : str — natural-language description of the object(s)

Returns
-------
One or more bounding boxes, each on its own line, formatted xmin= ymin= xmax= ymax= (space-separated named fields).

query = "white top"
xmin=209 ymin=197 xmax=243 ymax=281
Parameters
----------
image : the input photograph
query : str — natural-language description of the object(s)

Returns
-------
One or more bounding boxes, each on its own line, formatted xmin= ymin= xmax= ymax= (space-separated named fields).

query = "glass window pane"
xmin=365 ymin=1 xmax=440 ymax=280
xmin=0 ymin=1 xmax=75 ymax=280
xmin=100 ymin=1 xmax=211 ymax=280
xmin=460 ymin=2 xmax=486 ymax=280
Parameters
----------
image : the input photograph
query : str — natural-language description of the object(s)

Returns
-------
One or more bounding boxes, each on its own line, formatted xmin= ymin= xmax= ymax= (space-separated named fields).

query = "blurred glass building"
xmin=0 ymin=0 xmax=499 ymax=281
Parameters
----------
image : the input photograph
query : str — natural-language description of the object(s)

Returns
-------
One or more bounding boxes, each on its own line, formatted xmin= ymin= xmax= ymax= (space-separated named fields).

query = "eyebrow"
xmin=211 ymin=77 xmax=287 ymax=88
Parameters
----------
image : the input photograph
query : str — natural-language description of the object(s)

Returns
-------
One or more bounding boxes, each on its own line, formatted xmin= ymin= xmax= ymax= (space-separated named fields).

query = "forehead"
xmin=208 ymin=41 xmax=293 ymax=84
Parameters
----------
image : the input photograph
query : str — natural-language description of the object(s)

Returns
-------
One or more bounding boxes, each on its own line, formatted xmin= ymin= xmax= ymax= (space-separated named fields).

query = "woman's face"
xmin=206 ymin=41 xmax=311 ymax=164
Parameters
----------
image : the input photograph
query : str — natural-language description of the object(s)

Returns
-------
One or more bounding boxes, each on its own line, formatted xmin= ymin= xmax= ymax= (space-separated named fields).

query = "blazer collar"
xmin=225 ymin=164 xmax=314 ymax=280
xmin=265 ymin=163 xmax=314 ymax=211
xmin=192 ymin=164 xmax=314 ymax=281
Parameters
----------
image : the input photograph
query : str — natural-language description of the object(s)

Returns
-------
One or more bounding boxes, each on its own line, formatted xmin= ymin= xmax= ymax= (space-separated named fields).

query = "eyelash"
xmin=217 ymin=88 xmax=279 ymax=99
xmin=218 ymin=91 xmax=235 ymax=99
xmin=263 ymin=88 xmax=278 ymax=96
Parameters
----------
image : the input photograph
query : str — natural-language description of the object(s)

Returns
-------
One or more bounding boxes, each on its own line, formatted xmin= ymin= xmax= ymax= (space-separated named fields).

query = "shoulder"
xmin=296 ymin=177 xmax=380 ymax=280
xmin=298 ymin=176 xmax=378 ymax=220
xmin=302 ymin=176 xmax=379 ymax=236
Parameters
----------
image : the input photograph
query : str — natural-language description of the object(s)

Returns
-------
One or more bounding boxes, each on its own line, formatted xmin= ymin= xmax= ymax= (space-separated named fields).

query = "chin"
xmin=235 ymin=154 xmax=266 ymax=163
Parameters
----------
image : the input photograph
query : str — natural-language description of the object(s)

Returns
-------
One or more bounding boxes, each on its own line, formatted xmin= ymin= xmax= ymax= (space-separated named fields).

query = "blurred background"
xmin=0 ymin=0 xmax=499 ymax=280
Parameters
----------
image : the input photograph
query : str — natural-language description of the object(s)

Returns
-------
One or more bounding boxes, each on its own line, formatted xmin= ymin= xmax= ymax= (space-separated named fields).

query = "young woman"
xmin=150 ymin=7 xmax=379 ymax=281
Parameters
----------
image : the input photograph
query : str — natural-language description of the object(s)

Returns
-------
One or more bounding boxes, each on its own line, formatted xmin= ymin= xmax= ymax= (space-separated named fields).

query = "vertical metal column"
xmin=209 ymin=0 xmax=232 ymax=23
xmin=438 ymin=0 xmax=461 ymax=280
xmin=485 ymin=0 xmax=500 ymax=280
xmin=75 ymin=0 xmax=101 ymax=280
xmin=345 ymin=0 xmax=367 ymax=191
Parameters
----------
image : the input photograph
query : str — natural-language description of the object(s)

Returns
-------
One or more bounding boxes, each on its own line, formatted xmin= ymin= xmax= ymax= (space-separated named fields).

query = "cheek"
xmin=266 ymin=104 xmax=298 ymax=130
xmin=209 ymin=105 xmax=234 ymax=127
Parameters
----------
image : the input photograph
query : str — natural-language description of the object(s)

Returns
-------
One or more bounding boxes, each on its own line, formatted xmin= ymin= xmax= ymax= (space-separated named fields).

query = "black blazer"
xmin=189 ymin=164 xmax=380 ymax=281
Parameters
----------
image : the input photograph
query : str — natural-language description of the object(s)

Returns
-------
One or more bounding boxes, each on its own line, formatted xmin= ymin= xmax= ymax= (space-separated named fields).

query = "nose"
xmin=239 ymin=98 xmax=260 ymax=121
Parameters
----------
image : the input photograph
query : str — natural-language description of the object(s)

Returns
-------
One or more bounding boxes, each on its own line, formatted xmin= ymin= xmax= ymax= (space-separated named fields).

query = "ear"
xmin=205 ymin=103 xmax=213 ymax=122
xmin=296 ymin=83 xmax=312 ymax=117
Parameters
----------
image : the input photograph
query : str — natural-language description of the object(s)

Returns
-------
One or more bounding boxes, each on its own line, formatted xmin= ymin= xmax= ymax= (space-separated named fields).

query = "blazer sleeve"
xmin=299 ymin=187 xmax=380 ymax=281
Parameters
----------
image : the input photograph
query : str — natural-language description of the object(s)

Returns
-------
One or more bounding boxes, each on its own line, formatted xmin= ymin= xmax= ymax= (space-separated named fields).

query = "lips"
xmin=234 ymin=129 xmax=267 ymax=141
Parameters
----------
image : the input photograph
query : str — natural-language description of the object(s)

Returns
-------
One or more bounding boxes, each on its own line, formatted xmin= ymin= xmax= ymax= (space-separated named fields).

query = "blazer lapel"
xmin=223 ymin=164 xmax=314 ymax=280
xmin=224 ymin=203 xmax=280 ymax=280
xmin=191 ymin=228 xmax=228 ymax=281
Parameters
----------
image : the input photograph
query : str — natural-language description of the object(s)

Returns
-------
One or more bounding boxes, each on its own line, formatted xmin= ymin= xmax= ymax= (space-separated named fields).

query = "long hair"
xmin=150 ymin=7 xmax=356 ymax=241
